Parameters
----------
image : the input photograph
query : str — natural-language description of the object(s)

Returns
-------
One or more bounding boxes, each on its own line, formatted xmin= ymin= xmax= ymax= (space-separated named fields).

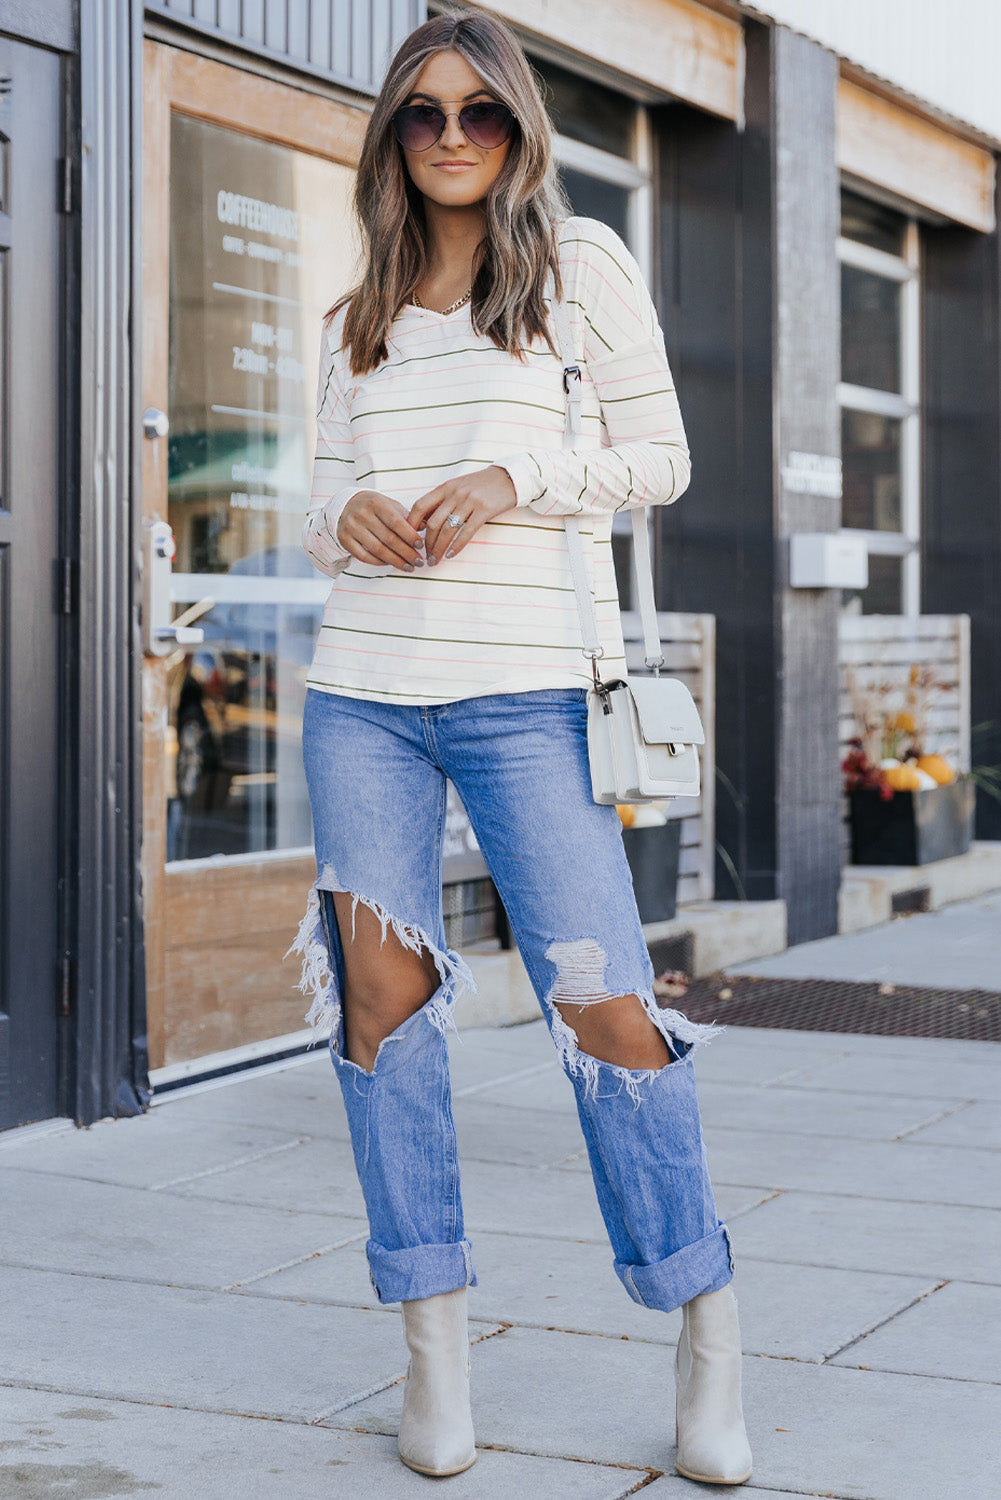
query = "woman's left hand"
xmin=407 ymin=466 xmax=517 ymax=565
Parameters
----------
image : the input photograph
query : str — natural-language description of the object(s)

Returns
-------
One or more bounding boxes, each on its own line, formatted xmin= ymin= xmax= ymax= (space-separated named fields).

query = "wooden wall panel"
xmin=838 ymin=79 xmax=996 ymax=233
xmin=473 ymin=0 xmax=741 ymax=120
xmin=162 ymin=855 xmax=316 ymax=1066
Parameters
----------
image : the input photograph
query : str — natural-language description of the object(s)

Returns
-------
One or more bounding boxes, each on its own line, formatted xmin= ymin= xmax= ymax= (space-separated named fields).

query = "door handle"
xmin=143 ymin=407 xmax=170 ymax=440
xmin=143 ymin=520 xmax=205 ymax=656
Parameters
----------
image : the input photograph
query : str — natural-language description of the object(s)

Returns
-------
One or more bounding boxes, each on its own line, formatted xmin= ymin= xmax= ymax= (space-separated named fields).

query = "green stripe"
xmin=379 ymin=342 xmax=550 ymax=370
xmin=339 ymin=570 xmax=615 ymax=599
xmin=355 ymin=395 xmax=564 ymax=422
xmin=600 ymin=388 xmax=675 ymax=404
xmin=307 ymin=680 xmax=453 ymax=699
xmin=563 ymin=297 xmax=613 ymax=354
xmin=318 ymin=624 xmax=612 ymax=650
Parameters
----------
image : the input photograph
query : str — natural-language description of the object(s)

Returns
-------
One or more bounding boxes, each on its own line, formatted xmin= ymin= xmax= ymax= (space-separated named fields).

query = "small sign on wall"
xmin=782 ymin=451 xmax=843 ymax=499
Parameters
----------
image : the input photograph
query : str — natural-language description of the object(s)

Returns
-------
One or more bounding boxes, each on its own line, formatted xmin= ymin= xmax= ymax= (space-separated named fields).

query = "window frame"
xmin=838 ymin=211 xmax=921 ymax=615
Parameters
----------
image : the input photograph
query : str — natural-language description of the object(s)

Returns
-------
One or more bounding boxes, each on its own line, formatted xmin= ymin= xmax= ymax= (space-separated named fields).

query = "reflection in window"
xmin=166 ymin=113 xmax=357 ymax=860
xmin=843 ymin=554 xmax=902 ymax=615
xmin=841 ymin=410 xmax=901 ymax=532
xmin=841 ymin=189 xmax=906 ymax=257
xmin=841 ymin=265 xmax=901 ymax=392
xmin=533 ymin=57 xmax=634 ymax=157
xmin=558 ymin=167 xmax=630 ymax=242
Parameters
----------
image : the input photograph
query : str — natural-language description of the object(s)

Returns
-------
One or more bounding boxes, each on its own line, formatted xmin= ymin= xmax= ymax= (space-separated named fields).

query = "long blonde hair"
xmin=337 ymin=10 xmax=567 ymax=374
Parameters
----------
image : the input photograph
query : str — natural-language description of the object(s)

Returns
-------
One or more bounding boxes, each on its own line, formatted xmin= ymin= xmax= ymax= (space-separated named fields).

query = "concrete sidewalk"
xmin=2 ymin=1014 xmax=999 ymax=1498
xmin=730 ymin=888 xmax=1001 ymax=991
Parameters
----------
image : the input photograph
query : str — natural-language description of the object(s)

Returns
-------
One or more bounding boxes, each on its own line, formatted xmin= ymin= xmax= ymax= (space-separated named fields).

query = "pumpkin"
xmin=916 ymin=754 xmax=955 ymax=786
xmin=882 ymin=763 xmax=923 ymax=792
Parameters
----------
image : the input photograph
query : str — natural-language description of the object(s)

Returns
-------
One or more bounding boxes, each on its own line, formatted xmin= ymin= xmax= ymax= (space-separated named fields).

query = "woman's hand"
xmin=407 ymin=466 xmax=517 ymax=564
xmin=336 ymin=490 xmax=425 ymax=570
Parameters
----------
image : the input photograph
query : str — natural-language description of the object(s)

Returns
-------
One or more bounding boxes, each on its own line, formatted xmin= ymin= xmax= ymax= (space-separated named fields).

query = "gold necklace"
xmin=413 ymin=286 xmax=472 ymax=315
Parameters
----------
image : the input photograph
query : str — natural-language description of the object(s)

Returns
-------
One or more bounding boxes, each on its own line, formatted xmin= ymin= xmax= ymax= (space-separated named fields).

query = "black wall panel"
xmin=922 ymin=202 xmax=1001 ymax=839
xmin=653 ymin=21 xmax=777 ymax=903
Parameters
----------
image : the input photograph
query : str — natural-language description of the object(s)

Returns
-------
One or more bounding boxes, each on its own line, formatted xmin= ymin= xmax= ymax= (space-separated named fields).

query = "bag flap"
xmin=626 ymin=676 xmax=705 ymax=747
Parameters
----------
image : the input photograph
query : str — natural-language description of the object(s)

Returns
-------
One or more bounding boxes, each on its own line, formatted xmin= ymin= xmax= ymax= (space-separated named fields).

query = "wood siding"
xmin=837 ymin=80 xmax=996 ymax=234
xmin=476 ymin=0 xmax=742 ymax=120
xmin=145 ymin=0 xmax=424 ymax=95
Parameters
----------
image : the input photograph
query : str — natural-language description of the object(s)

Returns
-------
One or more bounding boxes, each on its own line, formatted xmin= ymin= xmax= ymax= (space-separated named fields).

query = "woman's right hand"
xmin=335 ymin=490 xmax=425 ymax=571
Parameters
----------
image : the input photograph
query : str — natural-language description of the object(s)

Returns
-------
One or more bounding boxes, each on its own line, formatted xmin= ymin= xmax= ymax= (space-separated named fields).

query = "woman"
xmin=294 ymin=9 xmax=752 ymax=1486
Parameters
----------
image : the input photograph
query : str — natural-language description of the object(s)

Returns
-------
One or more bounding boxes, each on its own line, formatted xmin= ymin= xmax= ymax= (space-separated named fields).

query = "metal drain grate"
xmin=673 ymin=974 xmax=1001 ymax=1042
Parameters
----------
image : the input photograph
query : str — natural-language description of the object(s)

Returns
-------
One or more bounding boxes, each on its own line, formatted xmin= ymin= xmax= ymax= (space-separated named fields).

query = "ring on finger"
xmin=445 ymin=513 xmax=465 ymax=529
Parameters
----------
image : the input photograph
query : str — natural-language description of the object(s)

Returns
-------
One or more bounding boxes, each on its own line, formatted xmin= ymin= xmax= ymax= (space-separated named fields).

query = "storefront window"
xmin=166 ymin=113 xmax=357 ymax=860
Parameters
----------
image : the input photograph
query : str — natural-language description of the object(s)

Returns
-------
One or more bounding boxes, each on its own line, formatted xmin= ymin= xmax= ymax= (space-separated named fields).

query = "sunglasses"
xmin=392 ymin=100 xmax=516 ymax=153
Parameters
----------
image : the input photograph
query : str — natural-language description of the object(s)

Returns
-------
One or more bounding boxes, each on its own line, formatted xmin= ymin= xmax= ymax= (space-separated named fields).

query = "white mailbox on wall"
xmin=789 ymin=532 xmax=869 ymax=590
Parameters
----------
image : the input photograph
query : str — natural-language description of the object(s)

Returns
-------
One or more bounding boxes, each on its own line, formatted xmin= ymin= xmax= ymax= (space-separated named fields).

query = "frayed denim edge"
xmin=543 ymin=936 xmax=723 ymax=1105
xmin=285 ymin=864 xmax=476 ymax=1044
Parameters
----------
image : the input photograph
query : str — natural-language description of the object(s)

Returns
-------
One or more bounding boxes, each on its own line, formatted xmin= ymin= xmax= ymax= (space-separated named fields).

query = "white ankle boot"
xmin=675 ymin=1285 xmax=752 ymax=1485
xmin=398 ymin=1288 xmax=477 ymax=1477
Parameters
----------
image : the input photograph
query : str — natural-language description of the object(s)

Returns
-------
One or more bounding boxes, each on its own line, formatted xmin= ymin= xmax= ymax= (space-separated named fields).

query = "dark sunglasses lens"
xmin=393 ymin=104 xmax=445 ymax=150
xmin=458 ymin=102 xmax=515 ymax=147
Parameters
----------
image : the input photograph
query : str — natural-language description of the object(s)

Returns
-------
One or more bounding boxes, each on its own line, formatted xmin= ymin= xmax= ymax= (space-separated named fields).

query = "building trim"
xmin=471 ymin=0 xmax=742 ymax=121
xmin=74 ymin=0 xmax=148 ymax=1125
xmin=0 ymin=0 xmax=74 ymax=51
xmin=837 ymin=78 xmax=996 ymax=234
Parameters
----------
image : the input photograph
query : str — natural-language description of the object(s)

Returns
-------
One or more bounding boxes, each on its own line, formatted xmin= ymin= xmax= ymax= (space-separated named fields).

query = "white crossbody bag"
xmin=550 ymin=293 xmax=705 ymax=805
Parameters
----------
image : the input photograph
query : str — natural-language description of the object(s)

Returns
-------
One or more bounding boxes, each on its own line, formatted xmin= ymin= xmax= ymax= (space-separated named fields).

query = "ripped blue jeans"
xmin=295 ymin=686 xmax=733 ymax=1312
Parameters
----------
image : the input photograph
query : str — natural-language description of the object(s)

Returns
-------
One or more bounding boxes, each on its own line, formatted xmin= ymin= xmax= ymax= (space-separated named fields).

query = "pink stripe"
xmin=313 ymin=639 xmax=583 ymax=668
xmin=329 ymin=587 xmax=610 ymax=615
xmin=352 ymin=414 xmax=561 ymax=442
xmin=559 ymin=254 xmax=640 ymax=324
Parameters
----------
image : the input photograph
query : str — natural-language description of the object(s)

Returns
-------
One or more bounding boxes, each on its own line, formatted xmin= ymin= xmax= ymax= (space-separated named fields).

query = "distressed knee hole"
xmin=544 ymin=938 xmax=722 ymax=1103
xmin=285 ymin=863 xmax=475 ymax=1049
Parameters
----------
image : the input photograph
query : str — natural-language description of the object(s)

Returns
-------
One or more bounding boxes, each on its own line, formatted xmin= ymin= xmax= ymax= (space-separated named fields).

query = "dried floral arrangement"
xmin=842 ymin=663 xmax=959 ymax=798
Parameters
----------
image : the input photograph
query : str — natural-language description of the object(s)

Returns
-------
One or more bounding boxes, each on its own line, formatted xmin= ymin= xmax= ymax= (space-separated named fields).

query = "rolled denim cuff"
xmin=366 ymin=1237 xmax=476 ymax=1305
xmin=614 ymin=1223 xmax=734 ymax=1314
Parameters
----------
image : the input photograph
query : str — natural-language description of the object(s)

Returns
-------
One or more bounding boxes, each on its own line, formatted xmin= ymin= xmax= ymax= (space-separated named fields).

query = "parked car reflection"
xmin=166 ymin=545 xmax=326 ymax=860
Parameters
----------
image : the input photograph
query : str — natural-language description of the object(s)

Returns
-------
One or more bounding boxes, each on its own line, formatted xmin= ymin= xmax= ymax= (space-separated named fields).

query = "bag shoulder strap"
xmin=550 ymin=289 xmax=665 ymax=673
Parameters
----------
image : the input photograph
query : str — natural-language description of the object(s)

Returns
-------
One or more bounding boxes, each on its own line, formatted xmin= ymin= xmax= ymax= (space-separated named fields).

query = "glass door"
xmin=142 ymin=42 xmax=363 ymax=1073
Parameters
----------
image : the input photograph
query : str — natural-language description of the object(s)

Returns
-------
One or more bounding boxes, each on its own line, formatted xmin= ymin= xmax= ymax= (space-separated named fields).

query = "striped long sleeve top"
xmin=302 ymin=216 xmax=690 ymax=705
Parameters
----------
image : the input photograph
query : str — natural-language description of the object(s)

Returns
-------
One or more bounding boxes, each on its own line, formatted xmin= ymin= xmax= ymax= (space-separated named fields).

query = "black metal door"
xmin=0 ymin=38 xmax=65 ymax=1128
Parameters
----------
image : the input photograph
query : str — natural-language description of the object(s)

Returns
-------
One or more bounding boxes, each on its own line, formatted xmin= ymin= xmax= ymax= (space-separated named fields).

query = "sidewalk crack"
xmin=822 ymin=1279 xmax=949 ymax=1363
xmin=892 ymin=1099 xmax=974 ymax=1142
xmin=451 ymin=1061 xmax=559 ymax=1100
xmin=148 ymin=1135 xmax=310 ymax=1190
xmin=221 ymin=1233 xmax=369 ymax=1291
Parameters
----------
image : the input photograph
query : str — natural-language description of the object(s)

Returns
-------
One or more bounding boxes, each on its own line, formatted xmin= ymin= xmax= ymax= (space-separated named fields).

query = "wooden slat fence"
xmin=838 ymin=614 xmax=972 ymax=774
